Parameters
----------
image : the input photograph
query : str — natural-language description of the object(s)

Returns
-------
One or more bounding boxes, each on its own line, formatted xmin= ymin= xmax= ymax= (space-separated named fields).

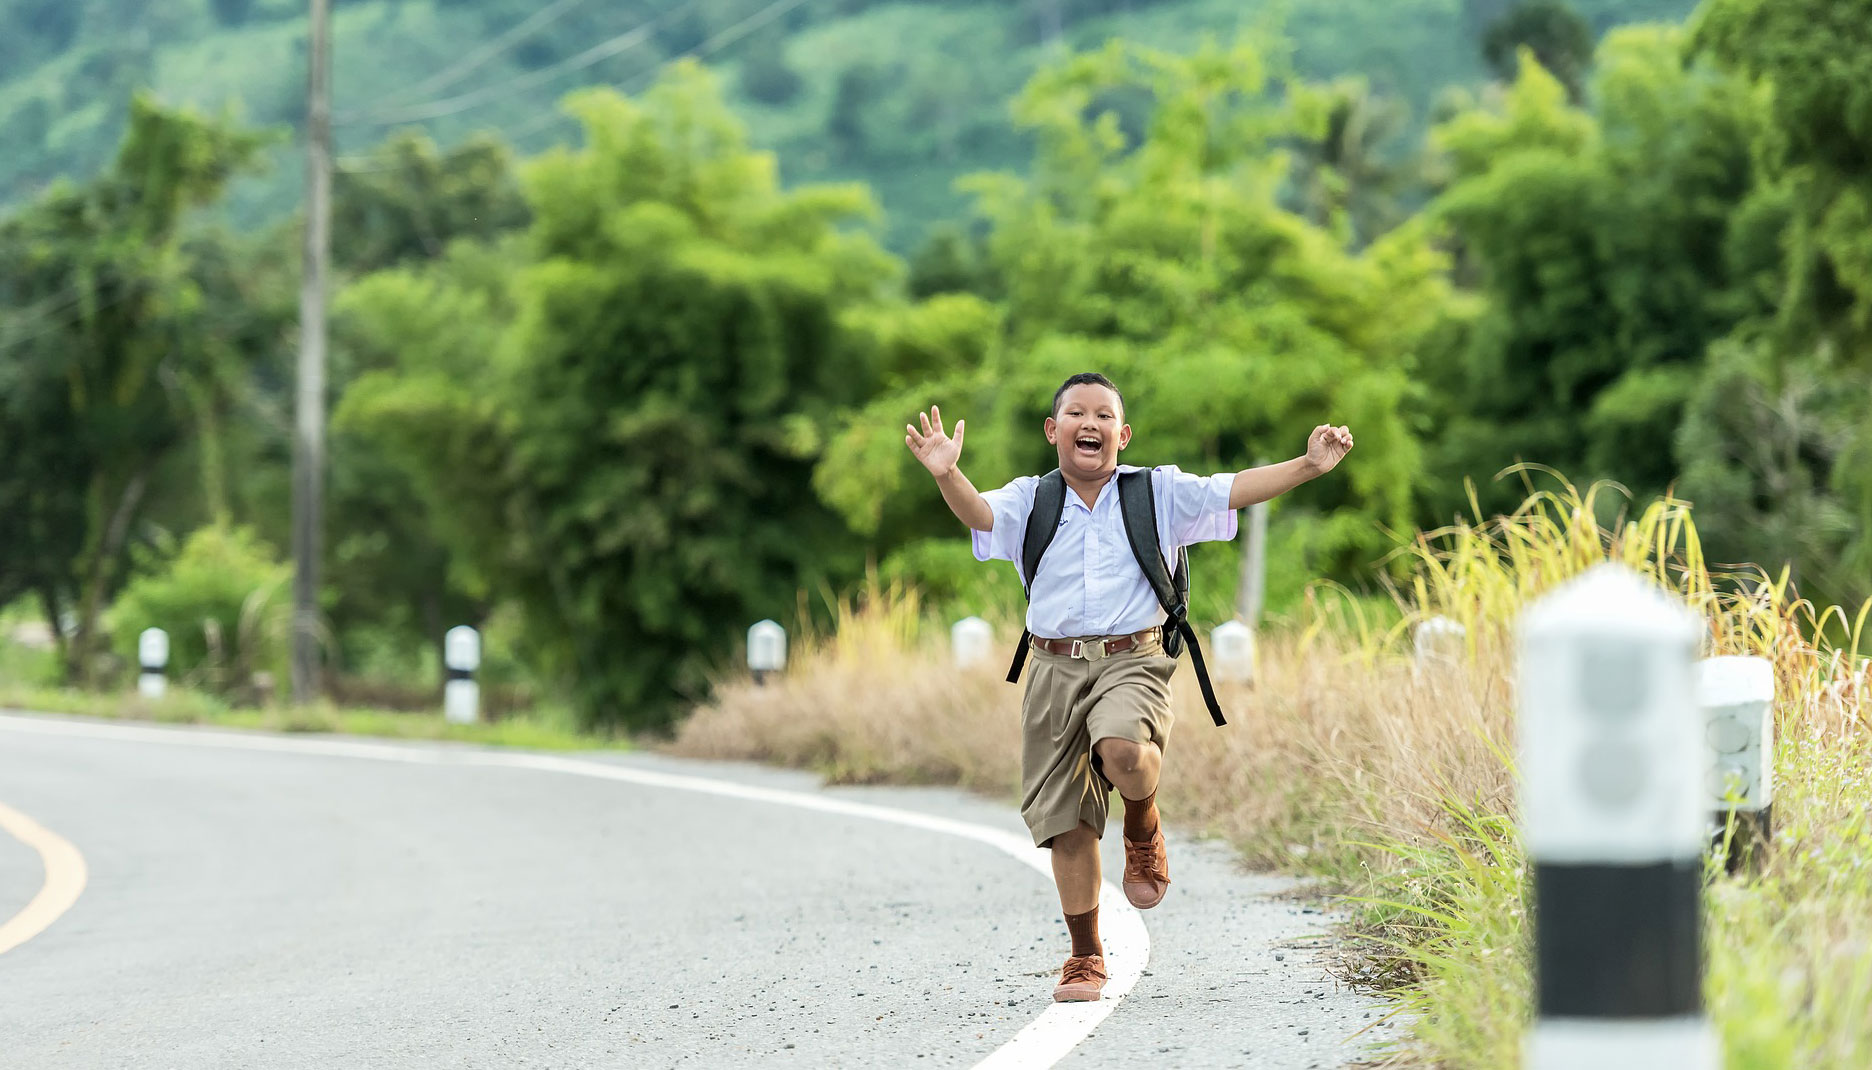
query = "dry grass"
xmin=672 ymin=580 xmax=1515 ymax=875
xmin=672 ymin=582 xmax=1018 ymax=792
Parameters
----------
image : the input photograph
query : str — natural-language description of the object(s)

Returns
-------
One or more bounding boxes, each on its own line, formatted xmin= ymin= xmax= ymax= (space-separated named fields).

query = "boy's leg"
xmin=1049 ymin=821 xmax=1102 ymax=915
xmin=1018 ymin=649 xmax=1114 ymax=1002
xmin=1085 ymin=643 xmax=1177 ymax=911
xmin=1094 ymin=736 xmax=1171 ymax=908
xmin=1049 ymin=822 xmax=1107 ymax=1002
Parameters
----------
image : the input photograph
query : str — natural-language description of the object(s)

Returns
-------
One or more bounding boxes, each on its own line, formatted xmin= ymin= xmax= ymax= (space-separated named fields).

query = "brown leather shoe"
xmin=1122 ymin=827 xmax=1171 ymax=909
xmin=1052 ymin=953 xmax=1107 ymax=1002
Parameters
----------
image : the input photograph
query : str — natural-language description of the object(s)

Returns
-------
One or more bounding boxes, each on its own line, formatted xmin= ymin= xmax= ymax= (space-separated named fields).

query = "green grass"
xmin=0 ymin=681 xmax=626 ymax=752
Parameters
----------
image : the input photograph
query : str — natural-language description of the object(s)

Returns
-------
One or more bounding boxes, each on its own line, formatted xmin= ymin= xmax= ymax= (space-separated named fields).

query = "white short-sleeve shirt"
xmin=972 ymin=464 xmax=1238 ymax=639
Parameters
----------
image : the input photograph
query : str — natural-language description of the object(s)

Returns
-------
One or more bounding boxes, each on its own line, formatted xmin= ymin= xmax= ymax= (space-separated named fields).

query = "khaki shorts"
xmin=1020 ymin=633 xmax=1177 ymax=848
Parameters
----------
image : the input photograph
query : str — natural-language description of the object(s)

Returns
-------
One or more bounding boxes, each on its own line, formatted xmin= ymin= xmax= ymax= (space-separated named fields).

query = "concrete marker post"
xmin=951 ymin=616 xmax=994 ymax=669
xmin=1413 ymin=615 xmax=1465 ymax=676
xmin=1695 ymin=655 xmax=1775 ymax=875
xmin=1209 ymin=620 xmax=1255 ymax=685
xmin=443 ymin=625 xmax=481 ymax=725
xmin=137 ymin=628 xmax=169 ymax=700
xmin=748 ymin=620 xmax=786 ymax=687
xmin=1518 ymin=564 xmax=1716 ymax=1070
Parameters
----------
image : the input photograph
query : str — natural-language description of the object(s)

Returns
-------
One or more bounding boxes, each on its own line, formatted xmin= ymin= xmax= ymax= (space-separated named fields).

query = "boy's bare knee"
xmin=1050 ymin=822 xmax=1099 ymax=852
xmin=1094 ymin=737 xmax=1150 ymax=776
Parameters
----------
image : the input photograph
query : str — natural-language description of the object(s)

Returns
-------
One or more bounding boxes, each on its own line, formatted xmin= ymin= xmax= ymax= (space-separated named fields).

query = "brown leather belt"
xmin=1030 ymin=627 xmax=1162 ymax=662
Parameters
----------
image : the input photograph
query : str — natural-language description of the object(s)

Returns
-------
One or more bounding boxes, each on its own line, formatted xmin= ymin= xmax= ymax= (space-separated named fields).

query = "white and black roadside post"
xmin=1519 ymin=564 xmax=1715 ymax=1070
xmin=1210 ymin=620 xmax=1255 ymax=685
xmin=748 ymin=620 xmax=786 ymax=686
xmin=1414 ymin=615 xmax=1466 ymax=676
xmin=137 ymin=628 xmax=169 ymax=700
xmin=443 ymin=625 xmax=480 ymax=725
xmin=951 ymin=616 xmax=993 ymax=669
xmin=1696 ymin=655 xmax=1774 ymax=875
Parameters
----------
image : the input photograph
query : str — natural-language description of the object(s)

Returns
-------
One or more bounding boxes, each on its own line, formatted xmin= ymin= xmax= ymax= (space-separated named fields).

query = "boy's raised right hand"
xmin=906 ymin=405 xmax=965 ymax=479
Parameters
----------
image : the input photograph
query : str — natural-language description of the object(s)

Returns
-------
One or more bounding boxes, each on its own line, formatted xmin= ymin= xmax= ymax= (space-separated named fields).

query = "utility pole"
xmin=292 ymin=0 xmax=332 ymax=706
xmin=1236 ymin=460 xmax=1269 ymax=626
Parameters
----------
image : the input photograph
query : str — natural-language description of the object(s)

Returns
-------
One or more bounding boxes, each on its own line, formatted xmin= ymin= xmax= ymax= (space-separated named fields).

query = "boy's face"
xmin=1045 ymin=383 xmax=1131 ymax=480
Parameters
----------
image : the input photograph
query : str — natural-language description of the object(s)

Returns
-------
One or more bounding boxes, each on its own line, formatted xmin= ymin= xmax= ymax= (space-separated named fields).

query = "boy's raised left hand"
xmin=1306 ymin=424 xmax=1354 ymax=473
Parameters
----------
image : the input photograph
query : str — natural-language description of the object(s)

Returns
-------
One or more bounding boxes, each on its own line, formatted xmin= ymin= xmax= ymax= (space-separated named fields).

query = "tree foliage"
xmin=1482 ymin=2 xmax=1595 ymax=100
xmin=0 ymin=95 xmax=269 ymax=682
xmin=336 ymin=65 xmax=903 ymax=728
xmin=1420 ymin=32 xmax=1766 ymax=520
xmin=1683 ymin=0 xmax=1872 ymax=603
xmin=817 ymin=40 xmax=1462 ymax=584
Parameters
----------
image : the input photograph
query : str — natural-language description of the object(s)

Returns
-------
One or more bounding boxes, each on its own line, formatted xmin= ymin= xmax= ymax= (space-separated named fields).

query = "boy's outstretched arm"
xmin=906 ymin=405 xmax=995 ymax=531
xmin=1228 ymin=423 xmax=1355 ymax=509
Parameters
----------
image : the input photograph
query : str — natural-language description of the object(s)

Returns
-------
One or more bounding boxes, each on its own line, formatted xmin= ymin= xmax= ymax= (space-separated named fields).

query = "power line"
xmin=0 ymin=283 xmax=90 ymax=333
xmin=331 ymin=0 xmax=811 ymax=176
xmin=340 ymin=4 xmax=686 ymax=129
xmin=366 ymin=0 xmax=598 ymax=110
xmin=504 ymin=0 xmax=812 ymax=147
xmin=0 ymin=283 xmax=135 ymax=358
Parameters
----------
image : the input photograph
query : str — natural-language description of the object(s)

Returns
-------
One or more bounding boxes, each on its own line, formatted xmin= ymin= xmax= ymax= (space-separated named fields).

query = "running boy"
xmin=904 ymin=372 xmax=1353 ymax=1002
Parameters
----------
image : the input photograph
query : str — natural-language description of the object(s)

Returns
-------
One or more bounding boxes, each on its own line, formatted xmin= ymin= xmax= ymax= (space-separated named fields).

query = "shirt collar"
xmin=1063 ymin=470 xmax=1123 ymax=513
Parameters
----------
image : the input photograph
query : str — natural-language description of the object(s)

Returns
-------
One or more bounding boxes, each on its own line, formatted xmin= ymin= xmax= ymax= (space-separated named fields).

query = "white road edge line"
xmin=0 ymin=712 xmax=1146 ymax=1069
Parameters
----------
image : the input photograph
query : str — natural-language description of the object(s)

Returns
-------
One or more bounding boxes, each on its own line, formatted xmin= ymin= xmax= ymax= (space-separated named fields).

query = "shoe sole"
xmin=1053 ymin=983 xmax=1104 ymax=1002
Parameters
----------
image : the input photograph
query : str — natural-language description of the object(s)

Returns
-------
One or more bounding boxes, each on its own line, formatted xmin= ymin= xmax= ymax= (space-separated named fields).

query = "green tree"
xmin=1420 ymin=33 xmax=1766 ymax=521
xmin=1288 ymin=77 xmax=1415 ymax=246
xmin=344 ymin=66 xmax=902 ymax=728
xmin=738 ymin=35 xmax=803 ymax=106
xmin=1482 ymin=2 xmax=1595 ymax=101
xmin=330 ymin=241 xmax=518 ymax=680
xmin=0 ymin=96 xmax=268 ymax=683
xmin=332 ymin=131 xmax=529 ymax=275
xmin=1685 ymin=0 xmax=1872 ymax=603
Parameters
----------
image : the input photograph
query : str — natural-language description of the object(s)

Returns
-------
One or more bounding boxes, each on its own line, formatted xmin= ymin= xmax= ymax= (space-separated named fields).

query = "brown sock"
xmin=1064 ymin=906 xmax=1102 ymax=958
xmin=1123 ymin=790 xmax=1159 ymax=842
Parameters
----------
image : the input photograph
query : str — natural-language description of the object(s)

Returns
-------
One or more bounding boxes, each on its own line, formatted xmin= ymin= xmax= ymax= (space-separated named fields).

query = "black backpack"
xmin=1003 ymin=468 xmax=1227 ymax=727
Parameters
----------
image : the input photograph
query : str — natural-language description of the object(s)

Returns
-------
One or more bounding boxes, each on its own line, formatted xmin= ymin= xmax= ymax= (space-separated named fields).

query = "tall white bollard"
xmin=137 ymin=628 xmax=169 ymax=699
xmin=1209 ymin=620 xmax=1255 ymax=684
xmin=1413 ymin=615 xmax=1466 ymax=674
xmin=951 ymin=616 xmax=994 ymax=669
xmin=443 ymin=625 xmax=481 ymax=725
xmin=748 ymin=620 xmax=787 ymax=686
xmin=1518 ymin=564 xmax=1715 ymax=1070
xmin=1696 ymin=655 xmax=1775 ymax=873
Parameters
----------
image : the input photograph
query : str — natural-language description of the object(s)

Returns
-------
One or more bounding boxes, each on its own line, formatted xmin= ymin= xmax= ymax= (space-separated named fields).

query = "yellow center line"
xmin=0 ymin=800 xmax=87 ymax=956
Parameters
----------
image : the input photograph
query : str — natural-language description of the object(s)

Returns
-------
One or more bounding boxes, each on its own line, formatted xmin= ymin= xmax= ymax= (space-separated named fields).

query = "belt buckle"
xmin=1079 ymin=638 xmax=1109 ymax=662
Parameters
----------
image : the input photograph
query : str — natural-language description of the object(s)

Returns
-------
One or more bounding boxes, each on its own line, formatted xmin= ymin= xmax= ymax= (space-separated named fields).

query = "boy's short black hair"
xmin=1051 ymin=372 xmax=1124 ymax=417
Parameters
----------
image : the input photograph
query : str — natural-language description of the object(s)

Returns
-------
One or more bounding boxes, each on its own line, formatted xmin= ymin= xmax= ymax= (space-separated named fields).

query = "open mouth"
xmin=1074 ymin=435 xmax=1103 ymax=457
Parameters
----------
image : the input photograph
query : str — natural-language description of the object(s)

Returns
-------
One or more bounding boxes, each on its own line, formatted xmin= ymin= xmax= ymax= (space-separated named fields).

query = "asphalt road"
xmin=0 ymin=713 xmax=1395 ymax=1068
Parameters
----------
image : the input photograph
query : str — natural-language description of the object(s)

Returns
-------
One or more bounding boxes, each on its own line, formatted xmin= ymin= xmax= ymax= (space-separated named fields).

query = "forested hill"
xmin=3 ymin=0 xmax=1696 ymax=248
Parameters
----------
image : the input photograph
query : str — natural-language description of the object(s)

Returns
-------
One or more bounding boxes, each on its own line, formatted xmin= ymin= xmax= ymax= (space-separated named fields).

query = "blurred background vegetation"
xmin=4 ymin=0 xmax=1871 ymax=733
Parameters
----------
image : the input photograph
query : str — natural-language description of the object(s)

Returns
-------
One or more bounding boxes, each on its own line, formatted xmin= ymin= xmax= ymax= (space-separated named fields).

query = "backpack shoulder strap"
xmin=1117 ymin=468 xmax=1227 ymax=727
xmin=1006 ymin=470 xmax=1066 ymax=684
xmin=1021 ymin=470 xmax=1067 ymax=594
xmin=1116 ymin=469 xmax=1177 ymax=614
